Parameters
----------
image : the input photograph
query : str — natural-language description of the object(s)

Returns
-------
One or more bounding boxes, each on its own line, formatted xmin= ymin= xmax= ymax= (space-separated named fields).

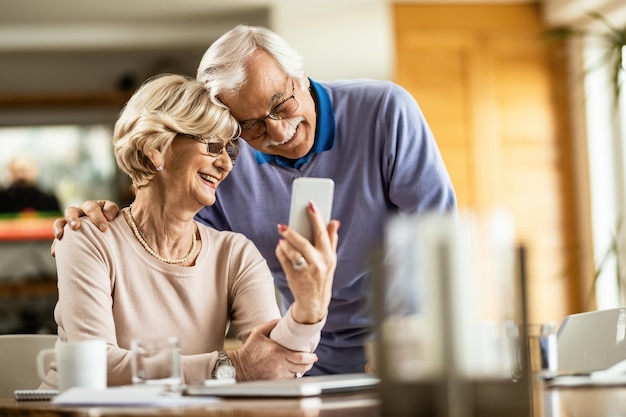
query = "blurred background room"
xmin=0 ymin=0 xmax=625 ymax=342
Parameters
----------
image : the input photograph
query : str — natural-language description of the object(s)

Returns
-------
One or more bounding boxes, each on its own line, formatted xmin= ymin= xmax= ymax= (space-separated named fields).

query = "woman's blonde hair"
xmin=113 ymin=73 xmax=239 ymax=192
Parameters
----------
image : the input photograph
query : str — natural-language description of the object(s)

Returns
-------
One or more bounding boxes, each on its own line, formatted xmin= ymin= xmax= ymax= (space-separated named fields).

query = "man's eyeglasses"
xmin=239 ymin=79 xmax=299 ymax=141
xmin=180 ymin=134 xmax=240 ymax=164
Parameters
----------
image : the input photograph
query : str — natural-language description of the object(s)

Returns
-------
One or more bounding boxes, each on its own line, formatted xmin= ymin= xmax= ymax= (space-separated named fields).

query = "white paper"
xmin=548 ymin=358 xmax=626 ymax=387
xmin=52 ymin=385 xmax=218 ymax=406
xmin=546 ymin=374 xmax=626 ymax=387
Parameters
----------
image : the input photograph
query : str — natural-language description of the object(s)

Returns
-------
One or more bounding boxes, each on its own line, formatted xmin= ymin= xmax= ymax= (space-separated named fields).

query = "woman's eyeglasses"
xmin=179 ymin=134 xmax=240 ymax=164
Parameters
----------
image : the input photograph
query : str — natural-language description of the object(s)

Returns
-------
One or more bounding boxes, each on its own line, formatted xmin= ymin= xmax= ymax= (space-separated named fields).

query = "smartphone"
xmin=288 ymin=177 xmax=334 ymax=242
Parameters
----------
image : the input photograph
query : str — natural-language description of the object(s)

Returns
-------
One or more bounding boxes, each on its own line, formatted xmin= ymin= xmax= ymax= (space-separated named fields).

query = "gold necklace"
xmin=125 ymin=204 xmax=197 ymax=265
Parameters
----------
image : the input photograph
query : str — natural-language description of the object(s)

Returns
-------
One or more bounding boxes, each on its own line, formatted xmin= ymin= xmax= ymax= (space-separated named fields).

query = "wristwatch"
xmin=212 ymin=351 xmax=236 ymax=380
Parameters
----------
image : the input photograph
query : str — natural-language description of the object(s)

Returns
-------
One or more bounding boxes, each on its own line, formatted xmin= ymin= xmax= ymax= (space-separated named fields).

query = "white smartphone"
xmin=288 ymin=177 xmax=334 ymax=242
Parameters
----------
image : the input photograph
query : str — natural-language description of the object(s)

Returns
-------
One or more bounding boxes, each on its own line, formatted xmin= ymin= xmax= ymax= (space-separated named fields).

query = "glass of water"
xmin=527 ymin=323 xmax=558 ymax=378
xmin=130 ymin=336 xmax=181 ymax=387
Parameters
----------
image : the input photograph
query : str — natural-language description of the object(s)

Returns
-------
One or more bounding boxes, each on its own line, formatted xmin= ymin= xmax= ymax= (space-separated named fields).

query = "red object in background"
xmin=0 ymin=214 xmax=55 ymax=241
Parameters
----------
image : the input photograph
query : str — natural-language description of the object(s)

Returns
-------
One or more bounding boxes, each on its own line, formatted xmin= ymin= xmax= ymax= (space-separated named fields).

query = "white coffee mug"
xmin=37 ymin=339 xmax=107 ymax=392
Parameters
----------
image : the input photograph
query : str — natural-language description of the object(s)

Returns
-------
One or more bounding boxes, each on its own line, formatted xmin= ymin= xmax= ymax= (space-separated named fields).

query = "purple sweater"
xmin=196 ymin=78 xmax=456 ymax=374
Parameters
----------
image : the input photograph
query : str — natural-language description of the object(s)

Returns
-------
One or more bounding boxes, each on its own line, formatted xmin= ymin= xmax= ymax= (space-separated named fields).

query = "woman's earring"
xmin=156 ymin=164 xmax=163 ymax=171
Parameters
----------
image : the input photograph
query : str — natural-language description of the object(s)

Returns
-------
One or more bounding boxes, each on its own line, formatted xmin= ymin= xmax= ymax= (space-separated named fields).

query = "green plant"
xmin=546 ymin=12 xmax=626 ymax=307
xmin=545 ymin=12 xmax=625 ymax=105
xmin=586 ymin=219 xmax=625 ymax=307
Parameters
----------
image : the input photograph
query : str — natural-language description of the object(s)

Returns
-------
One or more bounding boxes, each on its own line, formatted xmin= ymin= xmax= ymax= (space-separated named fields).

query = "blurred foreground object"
xmin=373 ymin=211 xmax=531 ymax=417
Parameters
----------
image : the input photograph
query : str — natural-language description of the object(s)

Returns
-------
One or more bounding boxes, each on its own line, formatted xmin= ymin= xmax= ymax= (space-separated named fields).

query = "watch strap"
xmin=212 ymin=350 xmax=236 ymax=379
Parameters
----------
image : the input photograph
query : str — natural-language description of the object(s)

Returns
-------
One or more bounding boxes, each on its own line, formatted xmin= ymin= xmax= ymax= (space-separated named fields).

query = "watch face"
xmin=215 ymin=364 xmax=236 ymax=379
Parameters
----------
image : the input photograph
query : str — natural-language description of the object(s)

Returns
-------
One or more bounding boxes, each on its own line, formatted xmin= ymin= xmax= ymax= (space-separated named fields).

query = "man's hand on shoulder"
xmin=51 ymin=200 xmax=120 ymax=257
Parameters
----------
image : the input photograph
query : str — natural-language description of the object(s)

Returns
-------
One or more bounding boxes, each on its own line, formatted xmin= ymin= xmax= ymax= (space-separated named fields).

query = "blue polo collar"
xmin=253 ymin=78 xmax=335 ymax=169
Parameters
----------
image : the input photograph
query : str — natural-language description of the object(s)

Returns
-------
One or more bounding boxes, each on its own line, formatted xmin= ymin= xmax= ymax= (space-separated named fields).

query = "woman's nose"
xmin=215 ymin=149 xmax=234 ymax=171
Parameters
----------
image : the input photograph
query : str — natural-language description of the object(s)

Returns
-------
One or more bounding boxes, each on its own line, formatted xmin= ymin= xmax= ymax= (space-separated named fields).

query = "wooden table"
xmin=536 ymin=385 xmax=626 ymax=417
xmin=0 ymin=392 xmax=379 ymax=417
xmin=3 ymin=385 xmax=626 ymax=417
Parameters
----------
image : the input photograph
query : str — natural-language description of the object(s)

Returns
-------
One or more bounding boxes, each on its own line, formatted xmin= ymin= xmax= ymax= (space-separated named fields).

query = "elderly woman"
xmin=50 ymin=74 xmax=339 ymax=386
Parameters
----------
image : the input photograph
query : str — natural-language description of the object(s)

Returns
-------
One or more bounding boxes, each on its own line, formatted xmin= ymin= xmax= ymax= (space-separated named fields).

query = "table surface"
xmin=0 ymin=391 xmax=379 ymax=417
xmin=3 ymin=385 xmax=626 ymax=417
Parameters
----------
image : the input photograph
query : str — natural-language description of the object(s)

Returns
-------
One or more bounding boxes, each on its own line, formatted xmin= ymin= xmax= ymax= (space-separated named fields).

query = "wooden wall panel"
xmin=396 ymin=34 xmax=476 ymax=207
xmin=394 ymin=3 xmax=580 ymax=323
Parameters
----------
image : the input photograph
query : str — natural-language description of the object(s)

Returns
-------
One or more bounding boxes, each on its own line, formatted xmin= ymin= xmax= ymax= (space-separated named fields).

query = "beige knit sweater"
xmin=51 ymin=214 xmax=323 ymax=386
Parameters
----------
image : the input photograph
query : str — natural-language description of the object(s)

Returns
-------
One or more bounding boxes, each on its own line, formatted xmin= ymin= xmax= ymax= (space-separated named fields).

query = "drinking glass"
xmin=130 ymin=336 xmax=181 ymax=387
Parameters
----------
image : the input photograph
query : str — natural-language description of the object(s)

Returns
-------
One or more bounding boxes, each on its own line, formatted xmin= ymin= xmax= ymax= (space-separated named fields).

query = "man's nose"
xmin=264 ymin=118 xmax=291 ymax=141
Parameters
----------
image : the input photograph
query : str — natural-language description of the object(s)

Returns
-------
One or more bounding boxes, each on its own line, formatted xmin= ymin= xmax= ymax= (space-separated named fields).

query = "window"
xmin=584 ymin=39 xmax=626 ymax=308
xmin=0 ymin=124 xmax=120 ymax=213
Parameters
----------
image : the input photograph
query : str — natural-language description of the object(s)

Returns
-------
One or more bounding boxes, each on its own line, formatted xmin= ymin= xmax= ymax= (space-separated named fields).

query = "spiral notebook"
xmin=183 ymin=373 xmax=380 ymax=398
xmin=14 ymin=389 xmax=58 ymax=401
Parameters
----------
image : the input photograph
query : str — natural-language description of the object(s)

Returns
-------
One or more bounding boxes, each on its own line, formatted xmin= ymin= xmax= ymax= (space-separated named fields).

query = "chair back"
xmin=0 ymin=334 xmax=57 ymax=397
xmin=558 ymin=308 xmax=626 ymax=372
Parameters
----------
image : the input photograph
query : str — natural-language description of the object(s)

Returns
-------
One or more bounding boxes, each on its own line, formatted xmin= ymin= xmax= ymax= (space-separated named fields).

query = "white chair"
xmin=0 ymin=334 xmax=57 ymax=397
xmin=557 ymin=308 xmax=626 ymax=372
